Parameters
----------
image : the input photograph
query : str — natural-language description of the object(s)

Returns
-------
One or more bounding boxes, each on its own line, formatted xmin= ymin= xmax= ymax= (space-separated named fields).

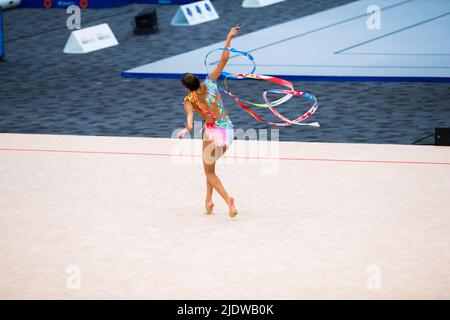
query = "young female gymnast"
xmin=177 ymin=26 xmax=239 ymax=218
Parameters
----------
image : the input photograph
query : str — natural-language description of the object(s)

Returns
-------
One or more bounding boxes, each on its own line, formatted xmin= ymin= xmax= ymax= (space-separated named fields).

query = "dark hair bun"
xmin=181 ymin=73 xmax=201 ymax=91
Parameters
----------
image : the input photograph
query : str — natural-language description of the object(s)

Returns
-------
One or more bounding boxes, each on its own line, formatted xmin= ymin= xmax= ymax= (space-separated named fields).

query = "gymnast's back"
xmin=184 ymin=77 xmax=233 ymax=128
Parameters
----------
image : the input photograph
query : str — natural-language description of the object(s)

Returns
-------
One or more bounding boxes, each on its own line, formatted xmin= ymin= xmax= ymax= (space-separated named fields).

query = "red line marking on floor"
xmin=1 ymin=147 xmax=450 ymax=166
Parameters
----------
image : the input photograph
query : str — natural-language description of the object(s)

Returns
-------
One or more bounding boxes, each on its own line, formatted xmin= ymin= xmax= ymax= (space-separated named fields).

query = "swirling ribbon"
xmin=204 ymin=48 xmax=319 ymax=127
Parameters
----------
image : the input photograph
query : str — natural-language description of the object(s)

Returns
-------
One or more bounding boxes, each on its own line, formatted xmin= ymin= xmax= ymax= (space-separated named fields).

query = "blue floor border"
xmin=121 ymin=71 xmax=450 ymax=83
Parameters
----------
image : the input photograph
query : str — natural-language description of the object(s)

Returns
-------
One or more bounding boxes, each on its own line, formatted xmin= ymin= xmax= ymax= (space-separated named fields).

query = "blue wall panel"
xmin=20 ymin=0 xmax=196 ymax=8
xmin=0 ymin=8 xmax=3 ymax=60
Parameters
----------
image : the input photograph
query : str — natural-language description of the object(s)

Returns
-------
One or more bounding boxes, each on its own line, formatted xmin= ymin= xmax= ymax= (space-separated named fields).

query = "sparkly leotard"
xmin=184 ymin=78 xmax=234 ymax=147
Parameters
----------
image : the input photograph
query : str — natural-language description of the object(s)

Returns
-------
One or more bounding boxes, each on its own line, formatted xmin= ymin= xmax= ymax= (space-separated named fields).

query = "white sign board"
xmin=171 ymin=0 xmax=219 ymax=27
xmin=0 ymin=0 xmax=21 ymax=10
xmin=242 ymin=0 xmax=286 ymax=8
xmin=63 ymin=23 xmax=118 ymax=54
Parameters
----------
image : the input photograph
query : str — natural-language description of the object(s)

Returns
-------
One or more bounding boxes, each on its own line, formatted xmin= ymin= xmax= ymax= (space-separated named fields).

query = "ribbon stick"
xmin=204 ymin=48 xmax=320 ymax=127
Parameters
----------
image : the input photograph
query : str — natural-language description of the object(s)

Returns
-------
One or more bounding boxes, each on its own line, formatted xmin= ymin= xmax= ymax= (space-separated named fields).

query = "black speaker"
xmin=134 ymin=8 xmax=158 ymax=35
xmin=435 ymin=128 xmax=450 ymax=146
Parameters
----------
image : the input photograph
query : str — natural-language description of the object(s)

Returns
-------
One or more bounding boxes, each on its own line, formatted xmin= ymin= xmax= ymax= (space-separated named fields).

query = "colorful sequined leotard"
xmin=184 ymin=78 xmax=234 ymax=147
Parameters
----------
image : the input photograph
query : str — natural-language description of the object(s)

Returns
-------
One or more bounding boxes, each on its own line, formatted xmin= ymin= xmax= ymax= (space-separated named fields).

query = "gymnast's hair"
xmin=181 ymin=73 xmax=200 ymax=91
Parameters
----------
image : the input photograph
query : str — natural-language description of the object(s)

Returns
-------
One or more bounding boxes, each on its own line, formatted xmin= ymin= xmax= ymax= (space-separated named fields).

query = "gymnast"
xmin=177 ymin=26 xmax=240 ymax=218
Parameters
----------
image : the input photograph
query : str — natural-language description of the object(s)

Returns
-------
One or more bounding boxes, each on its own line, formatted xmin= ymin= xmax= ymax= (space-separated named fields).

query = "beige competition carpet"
xmin=0 ymin=133 xmax=449 ymax=299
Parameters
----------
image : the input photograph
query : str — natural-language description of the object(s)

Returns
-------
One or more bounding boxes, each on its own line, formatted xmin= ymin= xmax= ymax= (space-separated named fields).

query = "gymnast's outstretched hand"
xmin=209 ymin=25 xmax=241 ymax=81
xmin=227 ymin=25 xmax=240 ymax=39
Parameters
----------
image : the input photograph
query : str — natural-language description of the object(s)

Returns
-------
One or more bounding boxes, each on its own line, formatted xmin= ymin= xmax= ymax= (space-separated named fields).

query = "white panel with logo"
xmin=171 ymin=0 xmax=219 ymax=26
xmin=63 ymin=23 xmax=118 ymax=54
xmin=242 ymin=0 xmax=286 ymax=8
xmin=0 ymin=0 xmax=21 ymax=10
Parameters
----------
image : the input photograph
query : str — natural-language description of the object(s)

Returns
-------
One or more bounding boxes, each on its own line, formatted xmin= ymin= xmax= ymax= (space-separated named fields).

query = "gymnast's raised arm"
xmin=209 ymin=26 xmax=240 ymax=81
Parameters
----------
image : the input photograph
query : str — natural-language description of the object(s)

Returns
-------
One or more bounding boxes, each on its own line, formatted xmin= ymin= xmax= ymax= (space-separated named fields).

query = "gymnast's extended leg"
xmin=202 ymin=140 xmax=237 ymax=217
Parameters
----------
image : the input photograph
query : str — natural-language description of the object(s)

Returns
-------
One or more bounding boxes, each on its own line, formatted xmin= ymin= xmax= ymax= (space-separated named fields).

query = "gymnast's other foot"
xmin=205 ymin=200 xmax=214 ymax=215
xmin=227 ymin=196 xmax=238 ymax=218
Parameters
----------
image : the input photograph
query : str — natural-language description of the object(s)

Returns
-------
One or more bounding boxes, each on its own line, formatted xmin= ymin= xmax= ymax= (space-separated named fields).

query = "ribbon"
xmin=204 ymin=48 xmax=319 ymax=127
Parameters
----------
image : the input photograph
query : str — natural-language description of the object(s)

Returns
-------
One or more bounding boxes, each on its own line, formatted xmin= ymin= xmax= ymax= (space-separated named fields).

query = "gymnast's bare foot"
xmin=205 ymin=200 xmax=214 ymax=215
xmin=227 ymin=196 xmax=238 ymax=218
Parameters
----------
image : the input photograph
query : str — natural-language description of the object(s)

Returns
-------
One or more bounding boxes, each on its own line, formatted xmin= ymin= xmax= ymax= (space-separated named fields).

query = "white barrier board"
xmin=0 ymin=0 xmax=21 ymax=10
xmin=63 ymin=23 xmax=118 ymax=54
xmin=242 ymin=0 xmax=286 ymax=8
xmin=171 ymin=0 xmax=219 ymax=26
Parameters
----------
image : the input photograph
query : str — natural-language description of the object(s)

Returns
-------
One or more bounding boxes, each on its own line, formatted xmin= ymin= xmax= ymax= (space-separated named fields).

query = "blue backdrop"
xmin=0 ymin=8 xmax=4 ymax=60
xmin=20 ymin=0 xmax=197 ymax=8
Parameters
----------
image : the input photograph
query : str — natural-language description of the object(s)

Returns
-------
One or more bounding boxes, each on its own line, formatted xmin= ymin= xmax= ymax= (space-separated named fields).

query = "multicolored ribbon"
xmin=204 ymin=48 xmax=319 ymax=127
